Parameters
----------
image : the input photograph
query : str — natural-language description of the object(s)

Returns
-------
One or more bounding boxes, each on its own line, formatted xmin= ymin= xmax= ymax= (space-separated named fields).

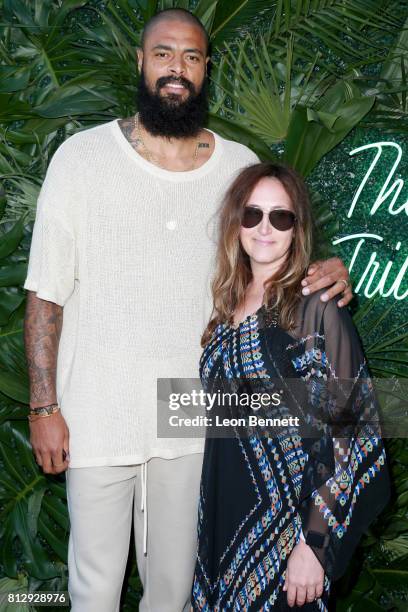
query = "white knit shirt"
xmin=24 ymin=119 xmax=259 ymax=467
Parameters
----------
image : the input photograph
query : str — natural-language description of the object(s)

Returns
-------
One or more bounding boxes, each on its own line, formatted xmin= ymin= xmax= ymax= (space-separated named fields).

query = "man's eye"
xmin=156 ymin=52 xmax=168 ymax=58
xmin=188 ymin=56 xmax=199 ymax=62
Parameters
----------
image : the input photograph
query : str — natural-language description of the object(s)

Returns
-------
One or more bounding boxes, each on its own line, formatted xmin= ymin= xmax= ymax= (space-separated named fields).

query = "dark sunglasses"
xmin=241 ymin=206 xmax=297 ymax=231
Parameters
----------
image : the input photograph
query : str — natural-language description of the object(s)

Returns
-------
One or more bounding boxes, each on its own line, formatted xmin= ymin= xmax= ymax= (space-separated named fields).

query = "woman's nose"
xmin=258 ymin=213 xmax=272 ymax=235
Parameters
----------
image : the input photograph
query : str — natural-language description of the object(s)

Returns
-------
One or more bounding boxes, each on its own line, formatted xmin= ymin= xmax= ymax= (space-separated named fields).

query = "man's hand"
xmin=301 ymin=257 xmax=352 ymax=307
xmin=283 ymin=540 xmax=324 ymax=607
xmin=29 ymin=411 xmax=70 ymax=474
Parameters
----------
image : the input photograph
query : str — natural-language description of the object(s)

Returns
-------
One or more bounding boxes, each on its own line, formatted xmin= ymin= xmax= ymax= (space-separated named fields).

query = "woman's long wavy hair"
xmin=201 ymin=162 xmax=314 ymax=346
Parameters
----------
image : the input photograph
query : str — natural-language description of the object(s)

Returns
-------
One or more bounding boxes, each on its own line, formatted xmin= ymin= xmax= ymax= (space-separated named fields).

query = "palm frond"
xmin=210 ymin=0 xmax=278 ymax=47
xmin=352 ymin=295 xmax=408 ymax=380
xmin=267 ymin=0 xmax=403 ymax=71
xmin=0 ymin=418 xmax=68 ymax=579
xmin=211 ymin=33 xmax=332 ymax=145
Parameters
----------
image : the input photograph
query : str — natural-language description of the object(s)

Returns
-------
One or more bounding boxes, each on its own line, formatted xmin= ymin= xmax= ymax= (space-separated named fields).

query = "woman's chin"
xmin=249 ymin=253 xmax=282 ymax=266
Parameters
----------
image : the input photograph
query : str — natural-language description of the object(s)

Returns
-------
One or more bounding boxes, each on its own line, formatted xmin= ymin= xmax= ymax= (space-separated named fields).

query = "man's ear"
xmin=136 ymin=47 xmax=143 ymax=72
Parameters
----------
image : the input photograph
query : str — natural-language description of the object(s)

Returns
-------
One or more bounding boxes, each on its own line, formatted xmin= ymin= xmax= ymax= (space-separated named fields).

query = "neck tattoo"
xmin=134 ymin=113 xmax=205 ymax=171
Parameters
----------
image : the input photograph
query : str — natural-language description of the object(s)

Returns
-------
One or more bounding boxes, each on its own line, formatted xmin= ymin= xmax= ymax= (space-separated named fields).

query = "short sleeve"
xmin=23 ymin=142 xmax=78 ymax=307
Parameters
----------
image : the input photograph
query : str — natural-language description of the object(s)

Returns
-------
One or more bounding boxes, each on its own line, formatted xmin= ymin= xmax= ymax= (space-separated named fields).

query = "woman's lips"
xmin=254 ymin=239 xmax=275 ymax=246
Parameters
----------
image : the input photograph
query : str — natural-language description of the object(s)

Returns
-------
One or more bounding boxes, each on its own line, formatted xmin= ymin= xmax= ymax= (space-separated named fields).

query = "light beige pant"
xmin=65 ymin=454 xmax=204 ymax=612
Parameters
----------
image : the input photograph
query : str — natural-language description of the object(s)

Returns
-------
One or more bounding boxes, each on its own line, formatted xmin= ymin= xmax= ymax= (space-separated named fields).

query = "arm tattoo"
xmin=24 ymin=291 xmax=63 ymax=409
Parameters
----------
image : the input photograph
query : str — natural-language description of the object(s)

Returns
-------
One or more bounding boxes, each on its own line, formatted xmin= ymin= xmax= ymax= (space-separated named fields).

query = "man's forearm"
xmin=24 ymin=291 xmax=63 ymax=409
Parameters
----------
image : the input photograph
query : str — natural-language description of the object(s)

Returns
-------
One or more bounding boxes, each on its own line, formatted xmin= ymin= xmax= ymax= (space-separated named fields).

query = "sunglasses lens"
xmin=269 ymin=210 xmax=296 ymax=231
xmin=241 ymin=207 xmax=263 ymax=228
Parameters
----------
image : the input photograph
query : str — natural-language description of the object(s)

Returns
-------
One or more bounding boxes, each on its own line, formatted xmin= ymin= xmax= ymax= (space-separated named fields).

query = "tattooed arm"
xmin=24 ymin=291 xmax=70 ymax=474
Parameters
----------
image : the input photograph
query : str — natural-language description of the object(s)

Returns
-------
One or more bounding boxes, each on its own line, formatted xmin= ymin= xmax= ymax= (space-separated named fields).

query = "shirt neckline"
xmin=229 ymin=304 xmax=265 ymax=331
xmin=110 ymin=118 xmax=223 ymax=182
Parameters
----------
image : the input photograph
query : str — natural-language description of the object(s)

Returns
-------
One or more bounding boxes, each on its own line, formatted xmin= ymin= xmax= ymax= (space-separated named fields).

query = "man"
xmin=23 ymin=8 xmax=352 ymax=612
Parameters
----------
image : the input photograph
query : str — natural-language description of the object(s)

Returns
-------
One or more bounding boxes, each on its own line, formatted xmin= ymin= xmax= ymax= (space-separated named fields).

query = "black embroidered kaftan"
xmin=191 ymin=290 xmax=390 ymax=611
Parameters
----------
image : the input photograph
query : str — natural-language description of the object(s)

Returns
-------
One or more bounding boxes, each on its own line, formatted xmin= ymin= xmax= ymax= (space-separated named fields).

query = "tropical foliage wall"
xmin=0 ymin=1 xmax=407 ymax=610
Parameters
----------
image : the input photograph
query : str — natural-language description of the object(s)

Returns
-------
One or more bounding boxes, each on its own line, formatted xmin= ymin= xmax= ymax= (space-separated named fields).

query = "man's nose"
xmin=168 ymin=55 xmax=185 ymax=76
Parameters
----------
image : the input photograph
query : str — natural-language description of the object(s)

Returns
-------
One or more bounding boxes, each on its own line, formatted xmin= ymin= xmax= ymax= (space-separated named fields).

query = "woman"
xmin=191 ymin=162 xmax=390 ymax=611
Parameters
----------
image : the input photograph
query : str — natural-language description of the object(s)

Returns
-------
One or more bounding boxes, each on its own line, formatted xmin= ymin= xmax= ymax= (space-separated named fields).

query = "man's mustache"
xmin=155 ymin=76 xmax=195 ymax=94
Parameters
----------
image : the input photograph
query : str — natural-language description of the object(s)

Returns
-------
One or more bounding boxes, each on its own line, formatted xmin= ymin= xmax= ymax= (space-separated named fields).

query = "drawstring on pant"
xmin=140 ymin=461 xmax=148 ymax=556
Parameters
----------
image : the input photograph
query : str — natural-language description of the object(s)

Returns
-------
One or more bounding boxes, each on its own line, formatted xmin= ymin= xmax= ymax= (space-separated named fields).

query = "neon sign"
xmin=333 ymin=142 xmax=407 ymax=300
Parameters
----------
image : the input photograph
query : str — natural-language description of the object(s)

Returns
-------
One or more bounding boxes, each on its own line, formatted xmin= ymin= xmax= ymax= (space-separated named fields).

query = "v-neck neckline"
xmin=230 ymin=304 xmax=266 ymax=331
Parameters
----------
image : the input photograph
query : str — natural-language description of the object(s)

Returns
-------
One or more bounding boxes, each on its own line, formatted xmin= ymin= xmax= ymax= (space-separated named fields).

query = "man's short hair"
xmin=140 ymin=8 xmax=209 ymax=55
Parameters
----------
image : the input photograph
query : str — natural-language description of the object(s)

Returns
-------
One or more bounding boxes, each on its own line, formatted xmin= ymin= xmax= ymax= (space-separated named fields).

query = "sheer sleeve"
xmin=287 ymin=291 xmax=391 ymax=580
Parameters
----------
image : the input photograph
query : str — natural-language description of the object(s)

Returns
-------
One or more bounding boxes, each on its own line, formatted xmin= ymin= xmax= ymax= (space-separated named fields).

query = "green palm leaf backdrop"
xmin=0 ymin=1 xmax=407 ymax=610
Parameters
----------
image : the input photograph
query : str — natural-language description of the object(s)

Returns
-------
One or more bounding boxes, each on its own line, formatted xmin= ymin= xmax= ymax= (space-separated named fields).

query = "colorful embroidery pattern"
xmin=192 ymin=300 xmax=389 ymax=610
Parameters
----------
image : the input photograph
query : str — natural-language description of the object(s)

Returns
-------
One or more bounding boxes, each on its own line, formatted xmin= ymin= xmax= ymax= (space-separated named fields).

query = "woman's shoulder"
xmin=294 ymin=288 xmax=351 ymax=335
xmin=298 ymin=288 xmax=343 ymax=314
xmin=295 ymin=288 xmax=326 ymax=322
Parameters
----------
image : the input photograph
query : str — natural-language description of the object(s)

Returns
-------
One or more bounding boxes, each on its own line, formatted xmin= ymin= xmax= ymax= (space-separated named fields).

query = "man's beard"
xmin=136 ymin=68 xmax=208 ymax=138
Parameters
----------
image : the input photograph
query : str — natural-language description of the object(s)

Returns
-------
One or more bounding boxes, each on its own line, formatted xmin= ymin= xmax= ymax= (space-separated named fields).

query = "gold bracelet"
xmin=29 ymin=403 xmax=58 ymax=415
xmin=28 ymin=405 xmax=61 ymax=422
xmin=29 ymin=402 xmax=57 ymax=411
